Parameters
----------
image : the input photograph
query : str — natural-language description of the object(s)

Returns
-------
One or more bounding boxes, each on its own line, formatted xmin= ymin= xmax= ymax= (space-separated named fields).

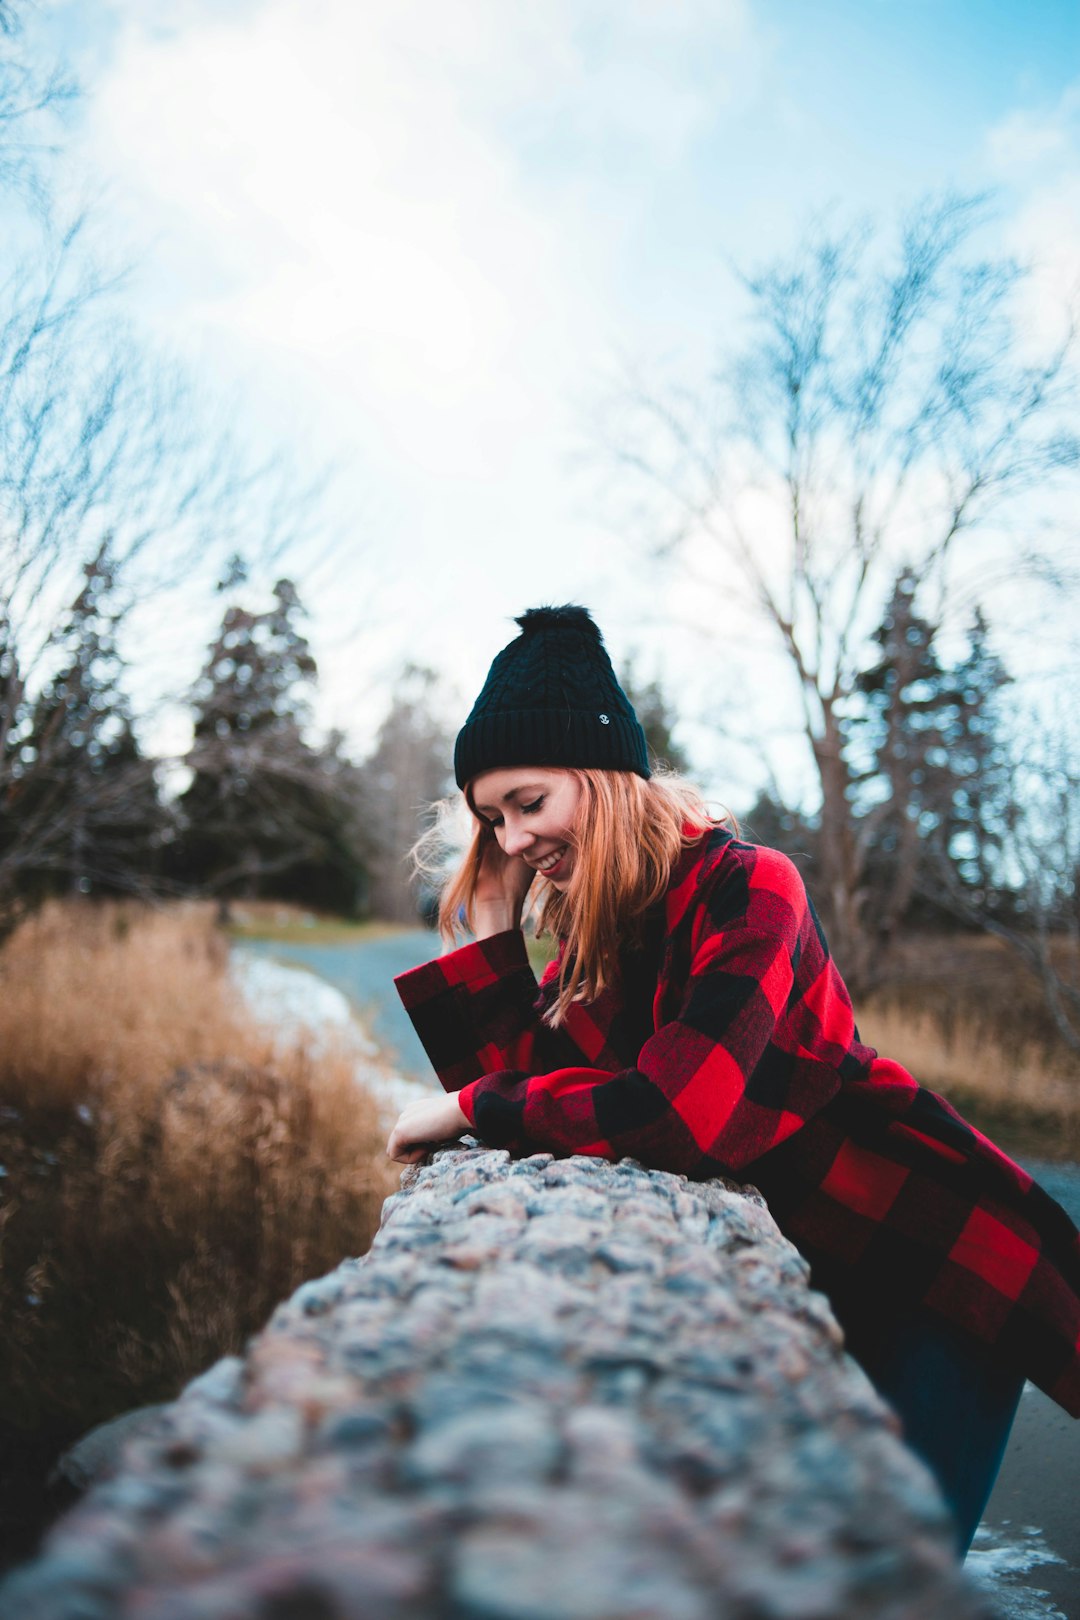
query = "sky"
xmin=12 ymin=0 xmax=1080 ymax=802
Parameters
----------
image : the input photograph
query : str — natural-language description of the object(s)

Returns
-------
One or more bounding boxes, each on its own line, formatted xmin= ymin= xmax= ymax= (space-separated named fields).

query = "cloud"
xmin=68 ymin=0 xmax=770 ymax=727
xmin=83 ymin=0 xmax=762 ymax=467
xmin=987 ymin=84 xmax=1080 ymax=173
xmin=985 ymin=80 xmax=1080 ymax=348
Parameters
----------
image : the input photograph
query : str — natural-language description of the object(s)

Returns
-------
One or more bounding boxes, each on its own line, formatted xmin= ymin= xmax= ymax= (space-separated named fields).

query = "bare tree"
xmin=604 ymin=194 xmax=1080 ymax=987
xmin=365 ymin=665 xmax=453 ymax=923
xmin=0 ymin=7 xmax=350 ymax=944
xmin=0 ymin=0 xmax=76 ymax=207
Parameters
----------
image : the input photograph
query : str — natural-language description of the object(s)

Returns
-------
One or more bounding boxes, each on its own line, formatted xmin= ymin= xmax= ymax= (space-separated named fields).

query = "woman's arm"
xmin=454 ymin=848 xmax=848 ymax=1179
xmin=395 ymin=816 xmax=599 ymax=1089
xmin=394 ymin=929 xmax=597 ymax=1092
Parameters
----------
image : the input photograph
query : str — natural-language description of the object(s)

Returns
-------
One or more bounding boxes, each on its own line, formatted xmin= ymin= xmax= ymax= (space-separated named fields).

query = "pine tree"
xmin=0 ymin=544 xmax=163 ymax=916
xmin=934 ymin=609 xmax=1012 ymax=916
xmin=269 ymin=729 xmax=373 ymax=916
xmin=844 ymin=572 xmax=1012 ymax=944
xmin=742 ymin=789 xmax=820 ymax=874
xmin=175 ymin=571 xmax=366 ymax=911
xmin=619 ymin=661 xmax=692 ymax=774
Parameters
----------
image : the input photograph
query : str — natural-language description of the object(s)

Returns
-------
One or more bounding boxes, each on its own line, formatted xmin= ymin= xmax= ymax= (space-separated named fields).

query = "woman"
xmin=386 ymin=604 xmax=1080 ymax=1557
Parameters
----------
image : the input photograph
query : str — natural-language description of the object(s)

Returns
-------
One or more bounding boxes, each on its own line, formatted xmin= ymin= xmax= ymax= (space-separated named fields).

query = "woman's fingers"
xmin=475 ymin=834 xmax=535 ymax=910
xmin=387 ymin=1137 xmax=427 ymax=1164
xmin=386 ymin=1094 xmax=469 ymax=1163
xmin=386 ymin=1115 xmax=428 ymax=1160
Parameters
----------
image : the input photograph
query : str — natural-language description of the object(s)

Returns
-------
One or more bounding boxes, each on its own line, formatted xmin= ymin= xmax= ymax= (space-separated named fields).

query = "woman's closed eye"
xmin=480 ymin=797 xmax=543 ymax=830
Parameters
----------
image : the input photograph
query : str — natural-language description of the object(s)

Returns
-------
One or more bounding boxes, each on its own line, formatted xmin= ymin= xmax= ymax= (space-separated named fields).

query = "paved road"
xmin=240 ymin=932 xmax=1080 ymax=1616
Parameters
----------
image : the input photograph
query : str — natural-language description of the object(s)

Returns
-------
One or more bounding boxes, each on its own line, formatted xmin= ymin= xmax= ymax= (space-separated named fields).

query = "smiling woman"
xmin=385 ymin=602 xmax=1080 ymax=1562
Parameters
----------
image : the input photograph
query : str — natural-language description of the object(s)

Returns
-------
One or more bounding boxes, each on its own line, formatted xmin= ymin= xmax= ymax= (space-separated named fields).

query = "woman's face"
xmin=470 ymin=767 xmax=583 ymax=889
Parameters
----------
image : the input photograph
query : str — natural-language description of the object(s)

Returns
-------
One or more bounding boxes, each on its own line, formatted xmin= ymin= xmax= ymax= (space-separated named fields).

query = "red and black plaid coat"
xmin=395 ymin=828 xmax=1080 ymax=1416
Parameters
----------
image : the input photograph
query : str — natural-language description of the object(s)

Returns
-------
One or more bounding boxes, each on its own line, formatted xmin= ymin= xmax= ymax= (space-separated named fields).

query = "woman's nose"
xmin=502 ymin=821 xmax=534 ymax=857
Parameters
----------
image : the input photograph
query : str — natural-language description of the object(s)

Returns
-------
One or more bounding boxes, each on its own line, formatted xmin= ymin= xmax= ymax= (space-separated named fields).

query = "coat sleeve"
xmin=452 ymin=849 xmax=844 ymax=1178
xmin=393 ymin=929 xmax=598 ymax=1094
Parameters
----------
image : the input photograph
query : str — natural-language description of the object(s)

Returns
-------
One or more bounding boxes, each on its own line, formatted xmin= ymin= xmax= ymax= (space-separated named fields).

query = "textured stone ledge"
xmin=0 ymin=1145 xmax=990 ymax=1619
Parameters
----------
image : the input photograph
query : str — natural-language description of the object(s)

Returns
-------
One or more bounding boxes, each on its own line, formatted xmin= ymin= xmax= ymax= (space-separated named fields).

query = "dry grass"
xmin=860 ymin=933 xmax=1080 ymax=1160
xmin=0 ymin=900 xmax=398 ymax=1436
xmin=858 ymin=1001 xmax=1080 ymax=1148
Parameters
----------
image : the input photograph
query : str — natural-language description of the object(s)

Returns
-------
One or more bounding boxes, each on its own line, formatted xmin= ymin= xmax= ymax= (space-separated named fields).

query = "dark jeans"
xmin=855 ymin=1310 xmax=1025 ymax=1557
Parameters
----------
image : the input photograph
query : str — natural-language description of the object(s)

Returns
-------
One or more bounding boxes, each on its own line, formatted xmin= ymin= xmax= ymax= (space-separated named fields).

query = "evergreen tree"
xmin=844 ymin=572 xmax=1012 ymax=943
xmin=742 ymin=789 xmax=820 ymax=874
xmin=619 ymin=661 xmax=692 ymax=774
xmin=269 ymin=730 xmax=372 ymax=916
xmin=0 ymin=544 xmax=162 ymax=915
xmin=175 ymin=570 xmax=367 ymax=911
xmin=934 ymin=609 xmax=1013 ymax=915
xmin=0 ymin=621 xmax=28 ymax=931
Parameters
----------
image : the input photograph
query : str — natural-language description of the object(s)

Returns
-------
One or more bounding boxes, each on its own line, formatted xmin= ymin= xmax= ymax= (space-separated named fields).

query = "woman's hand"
xmin=472 ymin=825 xmax=535 ymax=937
xmin=386 ymin=1093 xmax=470 ymax=1164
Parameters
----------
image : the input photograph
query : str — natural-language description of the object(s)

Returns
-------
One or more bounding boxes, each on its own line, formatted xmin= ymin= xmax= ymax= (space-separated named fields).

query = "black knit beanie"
xmin=454 ymin=604 xmax=651 ymax=789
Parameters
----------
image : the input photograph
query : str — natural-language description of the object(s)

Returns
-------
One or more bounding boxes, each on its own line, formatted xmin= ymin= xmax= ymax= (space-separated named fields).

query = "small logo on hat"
xmin=599 ymin=713 xmax=610 ymax=724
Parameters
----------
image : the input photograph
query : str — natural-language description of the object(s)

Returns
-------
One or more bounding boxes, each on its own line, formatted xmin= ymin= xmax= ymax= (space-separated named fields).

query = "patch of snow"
xmin=229 ymin=951 xmax=435 ymax=1117
xmin=967 ymin=1523 xmax=1068 ymax=1620
xmin=230 ymin=952 xmax=359 ymax=1044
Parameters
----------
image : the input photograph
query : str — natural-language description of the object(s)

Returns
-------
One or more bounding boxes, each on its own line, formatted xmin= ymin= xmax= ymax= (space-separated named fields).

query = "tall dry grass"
xmin=859 ymin=933 xmax=1080 ymax=1159
xmin=0 ymin=900 xmax=397 ymax=1436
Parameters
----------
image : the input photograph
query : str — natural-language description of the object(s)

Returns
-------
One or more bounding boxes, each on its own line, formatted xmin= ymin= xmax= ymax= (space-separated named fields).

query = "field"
xmin=0 ymin=900 xmax=397 ymax=1564
xmin=224 ymin=901 xmax=409 ymax=947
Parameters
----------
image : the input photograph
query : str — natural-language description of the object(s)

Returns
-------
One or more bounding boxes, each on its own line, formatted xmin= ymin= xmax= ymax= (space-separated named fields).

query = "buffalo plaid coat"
xmin=395 ymin=828 xmax=1080 ymax=1416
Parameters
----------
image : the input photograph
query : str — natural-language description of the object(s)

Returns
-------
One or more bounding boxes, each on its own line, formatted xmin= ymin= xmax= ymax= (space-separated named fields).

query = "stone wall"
xmin=0 ymin=1145 xmax=990 ymax=1619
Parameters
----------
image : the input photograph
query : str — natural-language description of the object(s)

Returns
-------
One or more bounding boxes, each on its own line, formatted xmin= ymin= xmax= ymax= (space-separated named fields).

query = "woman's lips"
xmin=532 ymin=844 xmax=568 ymax=876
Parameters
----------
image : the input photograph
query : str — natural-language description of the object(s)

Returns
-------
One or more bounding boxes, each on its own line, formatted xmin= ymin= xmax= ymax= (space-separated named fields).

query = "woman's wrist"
xmin=472 ymin=901 xmax=520 ymax=939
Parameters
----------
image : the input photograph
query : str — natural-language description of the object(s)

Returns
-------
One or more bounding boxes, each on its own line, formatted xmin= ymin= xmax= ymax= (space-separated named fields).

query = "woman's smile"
xmin=531 ymin=844 xmax=569 ymax=877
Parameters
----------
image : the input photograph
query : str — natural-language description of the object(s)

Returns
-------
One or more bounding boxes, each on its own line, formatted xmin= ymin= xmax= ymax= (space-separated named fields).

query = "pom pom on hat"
xmin=453 ymin=602 xmax=650 ymax=788
xmin=514 ymin=604 xmax=604 ymax=640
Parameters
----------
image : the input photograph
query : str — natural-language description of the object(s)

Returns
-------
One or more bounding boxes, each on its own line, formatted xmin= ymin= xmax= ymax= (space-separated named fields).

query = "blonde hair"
xmin=416 ymin=769 xmax=729 ymax=1026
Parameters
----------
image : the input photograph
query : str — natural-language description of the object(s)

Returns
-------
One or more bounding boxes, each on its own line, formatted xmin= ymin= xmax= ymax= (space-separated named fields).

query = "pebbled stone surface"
xmin=0 ymin=1144 xmax=990 ymax=1618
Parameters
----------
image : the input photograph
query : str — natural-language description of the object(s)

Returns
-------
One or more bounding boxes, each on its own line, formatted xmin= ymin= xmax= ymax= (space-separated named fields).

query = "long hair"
xmin=415 ymin=769 xmax=728 ymax=1026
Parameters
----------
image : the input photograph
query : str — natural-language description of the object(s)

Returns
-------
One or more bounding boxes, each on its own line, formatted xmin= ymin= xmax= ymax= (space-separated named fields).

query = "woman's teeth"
xmin=535 ymin=846 xmax=567 ymax=872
